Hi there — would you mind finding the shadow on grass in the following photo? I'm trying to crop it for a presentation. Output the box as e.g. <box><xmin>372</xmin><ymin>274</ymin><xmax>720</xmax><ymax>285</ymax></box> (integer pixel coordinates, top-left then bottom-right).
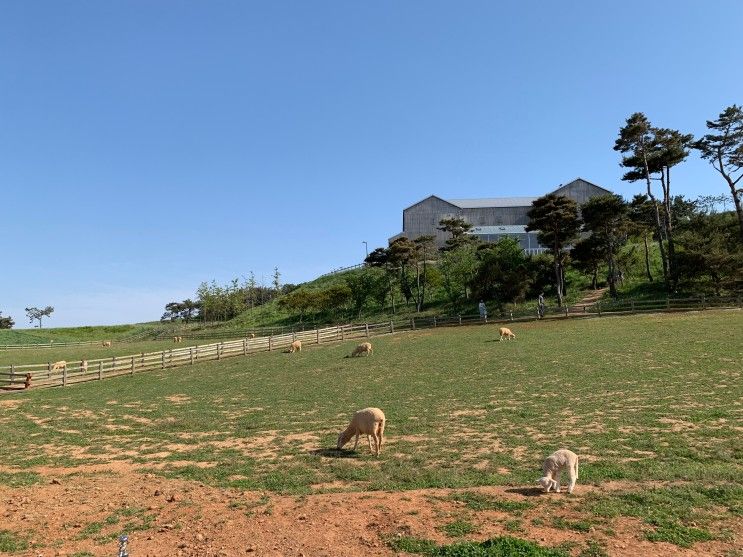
<box><xmin>504</xmin><ymin>487</ymin><xmax>545</xmax><ymax>497</ymax></box>
<box><xmin>309</xmin><ymin>447</ymin><xmax>361</xmax><ymax>459</ymax></box>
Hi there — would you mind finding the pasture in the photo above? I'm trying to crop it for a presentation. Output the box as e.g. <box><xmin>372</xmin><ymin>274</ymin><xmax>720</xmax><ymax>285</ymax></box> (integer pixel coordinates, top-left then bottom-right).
<box><xmin>0</xmin><ymin>311</ymin><xmax>741</xmax><ymax>556</ymax></box>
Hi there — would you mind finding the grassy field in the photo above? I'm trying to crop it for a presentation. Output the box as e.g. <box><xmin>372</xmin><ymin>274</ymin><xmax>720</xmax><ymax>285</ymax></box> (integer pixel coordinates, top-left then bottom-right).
<box><xmin>0</xmin><ymin>310</ymin><xmax>741</xmax><ymax>554</ymax></box>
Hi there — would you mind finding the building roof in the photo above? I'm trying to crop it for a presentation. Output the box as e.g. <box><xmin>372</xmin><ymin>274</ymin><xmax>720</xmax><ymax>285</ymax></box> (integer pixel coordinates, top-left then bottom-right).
<box><xmin>468</xmin><ymin>225</ymin><xmax>529</xmax><ymax>234</ymax></box>
<box><xmin>446</xmin><ymin>197</ymin><xmax>539</xmax><ymax>209</ymax></box>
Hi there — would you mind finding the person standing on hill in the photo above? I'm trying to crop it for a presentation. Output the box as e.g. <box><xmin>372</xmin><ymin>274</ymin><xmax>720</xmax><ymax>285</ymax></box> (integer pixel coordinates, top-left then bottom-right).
<box><xmin>478</xmin><ymin>300</ymin><xmax>488</xmax><ymax>321</ymax></box>
<box><xmin>538</xmin><ymin>293</ymin><xmax>546</xmax><ymax>319</ymax></box>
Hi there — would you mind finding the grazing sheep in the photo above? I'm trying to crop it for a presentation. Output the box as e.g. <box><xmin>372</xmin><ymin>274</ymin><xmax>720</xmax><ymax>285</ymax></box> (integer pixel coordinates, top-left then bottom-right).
<box><xmin>50</xmin><ymin>360</ymin><xmax>66</xmax><ymax>372</ymax></box>
<box><xmin>337</xmin><ymin>407</ymin><xmax>386</xmax><ymax>457</ymax></box>
<box><xmin>350</xmin><ymin>342</ymin><xmax>373</xmax><ymax>357</ymax></box>
<box><xmin>498</xmin><ymin>327</ymin><xmax>516</xmax><ymax>341</ymax></box>
<box><xmin>24</xmin><ymin>374</ymin><xmax>32</xmax><ymax>389</ymax></box>
<box><xmin>289</xmin><ymin>340</ymin><xmax>302</xmax><ymax>353</ymax></box>
<box><xmin>538</xmin><ymin>449</ymin><xmax>579</xmax><ymax>494</ymax></box>
<box><xmin>102</xmin><ymin>340</ymin><xmax>112</xmax><ymax>347</ymax></box>
<box><xmin>80</xmin><ymin>360</ymin><xmax>88</xmax><ymax>373</ymax></box>
<box><xmin>173</xmin><ymin>336</ymin><xmax>183</xmax><ymax>343</ymax></box>
<box><xmin>249</xmin><ymin>333</ymin><xmax>256</xmax><ymax>339</ymax></box>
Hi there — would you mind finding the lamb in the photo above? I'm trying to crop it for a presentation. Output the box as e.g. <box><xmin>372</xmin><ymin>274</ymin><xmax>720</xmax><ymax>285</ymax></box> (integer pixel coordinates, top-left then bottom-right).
<box><xmin>80</xmin><ymin>360</ymin><xmax>88</xmax><ymax>373</ymax></box>
<box><xmin>350</xmin><ymin>342</ymin><xmax>373</xmax><ymax>357</ymax></box>
<box><xmin>102</xmin><ymin>340</ymin><xmax>112</xmax><ymax>347</ymax></box>
<box><xmin>289</xmin><ymin>340</ymin><xmax>302</xmax><ymax>353</ymax></box>
<box><xmin>337</xmin><ymin>407</ymin><xmax>386</xmax><ymax>457</ymax></box>
<box><xmin>24</xmin><ymin>373</ymin><xmax>32</xmax><ymax>389</ymax></box>
<box><xmin>499</xmin><ymin>327</ymin><xmax>516</xmax><ymax>341</ymax></box>
<box><xmin>538</xmin><ymin>449</ymin><xmax>579</xmax><ymax>494</ymax></box>
<box><xmin>50</xmin><ymin>360</ymin><xmax>66</xmax><ymax>372</ymax></box>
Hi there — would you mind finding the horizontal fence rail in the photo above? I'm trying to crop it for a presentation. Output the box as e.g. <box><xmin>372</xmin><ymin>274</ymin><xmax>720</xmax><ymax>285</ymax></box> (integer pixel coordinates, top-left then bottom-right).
<box><xmin>1</xmin><ymin>295</ymin><xmax>740</xmax><ymax>391</ymax></box>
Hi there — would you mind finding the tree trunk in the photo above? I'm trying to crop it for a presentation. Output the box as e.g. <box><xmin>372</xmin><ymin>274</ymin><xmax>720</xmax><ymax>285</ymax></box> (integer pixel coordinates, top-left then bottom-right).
<box><xmin>643</xmin><ymin>233</ymin><xmax>653</xmax><ymax>282</ymax></box>
<box><xmin>726</xmin><ymin>175</ymin><xmax>743</xmax><ymax>242</ymax></box>
<box><xmin>640</xmin><ymin>144</ymin><xmax>669</xmax><ymax>284</ymax></box>
<box><xmin>661</xmin><ymin>167</ymin><xmax>677</xmax><ymax>289</ymax></box>
<box><xmin>554</xmin><ymin>254</ymin><xmax>563</xmax><ymax>307</ymax></box>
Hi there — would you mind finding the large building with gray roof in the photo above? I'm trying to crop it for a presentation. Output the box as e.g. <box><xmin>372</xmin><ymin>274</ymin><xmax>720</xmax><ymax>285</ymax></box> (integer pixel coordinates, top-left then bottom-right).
<box><xmin>389</xmin><ymin>178</ymin><xmax>613</xmax><ymax>252</ymax></box>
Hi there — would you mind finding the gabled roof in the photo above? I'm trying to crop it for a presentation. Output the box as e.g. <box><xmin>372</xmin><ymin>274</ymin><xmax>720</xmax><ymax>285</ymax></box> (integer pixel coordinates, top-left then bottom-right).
<box><xmin>447</xmin><ymin>197</ymin><xmax>539</xmax><ymax>208</ymax></box>
<box><xmin>550</xmin><ymin>177</ymin><xmax>613</xmax><ymax>196</ymax></box>
<box><xmin>402</xmin><ymin>195</ymin><xmax>459</xmax><ymax>212</ymax></box>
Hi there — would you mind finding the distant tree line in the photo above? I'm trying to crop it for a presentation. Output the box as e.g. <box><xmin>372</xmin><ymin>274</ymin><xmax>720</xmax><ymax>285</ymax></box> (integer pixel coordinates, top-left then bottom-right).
<box><xmin>161</xmin><ymin>269</ymin><xmax>298</xmax><ymax>323</ymax></box>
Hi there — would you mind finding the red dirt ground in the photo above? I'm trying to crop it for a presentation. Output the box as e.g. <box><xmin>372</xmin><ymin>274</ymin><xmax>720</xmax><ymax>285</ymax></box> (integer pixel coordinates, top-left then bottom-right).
<box><xmin>1</xmin><ymin>467</ymin><xmax>739</xmax><ymax>557</ymax></box>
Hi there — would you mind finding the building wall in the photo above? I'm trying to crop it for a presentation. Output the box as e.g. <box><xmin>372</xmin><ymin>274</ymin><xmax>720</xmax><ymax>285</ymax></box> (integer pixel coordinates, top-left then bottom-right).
<box><xmin>393</xmin><ymin>179</ymin><xmax>613</xmax><ymax>249</ymax></box>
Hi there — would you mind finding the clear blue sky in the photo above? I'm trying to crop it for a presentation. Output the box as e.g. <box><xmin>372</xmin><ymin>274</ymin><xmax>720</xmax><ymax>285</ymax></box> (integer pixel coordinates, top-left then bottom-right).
<box><xmin>2</xmin><ymin>1</ymin><xmax>741</xmax><ymax>327</ymax></box>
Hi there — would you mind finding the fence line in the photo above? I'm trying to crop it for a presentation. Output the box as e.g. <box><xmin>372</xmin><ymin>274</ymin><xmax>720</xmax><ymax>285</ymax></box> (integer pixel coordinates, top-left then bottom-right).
<box><xmin>1</xmin><ymin>295</ymin><xmax>740</xmax><ymax>391</ymax></box>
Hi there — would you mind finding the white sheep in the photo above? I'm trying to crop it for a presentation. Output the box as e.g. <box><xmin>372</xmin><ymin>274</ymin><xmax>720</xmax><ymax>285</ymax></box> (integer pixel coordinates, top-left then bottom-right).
<box><xmin>499</xmin><ymin>327</ymin><xmax>516</xmax><ymax>341</ymax></box>
<box><xmin>173</xmin><ymin>336</ymin><xmax>183</xmax><ymax>343</ymax></box>
<box><xmin>80</xmin><ymin>360</ymin><xmax>88</xmax><ymax>373</ymax></box>
<box><xmin>337</xmin><ymin>407</ymin><xmax>386</xmax><ymax>456</ymax></box>
<box><xmin>50</xmin><ymin>360</ymin><xmax>66</xmax><ymax>372</ymax></box>
<box><xmin>249</xmin><ymin>333</ymin><xmax>256</xmax><ymax>339</ymax></box>
<box><xmin>102</xmin><ymin>340</ymin><xmax>112</xmax><ymax>347</ymax></box>
<box><xmin>289</xmin><ymin>340</ymin><xmax>302</xmax><ymax>353</ymax></box>
<box><xmin>538</xmin><ymin>449</ymin><xmax>579</xmax><ymax>494</ymax></box>
<box><xmin>350</xmin><ymin>342</ymin><xmax>373</xmax><ymax>357</ymax></box>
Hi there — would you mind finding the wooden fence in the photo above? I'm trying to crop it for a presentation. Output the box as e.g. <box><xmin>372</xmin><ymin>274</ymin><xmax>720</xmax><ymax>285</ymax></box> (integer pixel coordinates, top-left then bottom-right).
<box><xmin>1</xmin><ymin>295</ymin><xmax>740</xmax><ymax>391</ymax></box>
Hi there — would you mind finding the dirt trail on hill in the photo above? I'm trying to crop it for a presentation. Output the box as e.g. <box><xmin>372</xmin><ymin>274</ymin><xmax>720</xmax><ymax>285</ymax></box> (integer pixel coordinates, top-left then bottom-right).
<box><xmin>1</xmin><ymin>469</ymin><xmax>737</xmax><ymax>557</ymax></box>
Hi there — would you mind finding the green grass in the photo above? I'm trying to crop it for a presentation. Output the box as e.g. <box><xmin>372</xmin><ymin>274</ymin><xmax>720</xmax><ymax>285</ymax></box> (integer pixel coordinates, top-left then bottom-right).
<box><xmin>389</xmin><ymin>535</ymin><xmax>569</xmax><ymax>556</ymax></box>
<box><xmin>439</xmin><ymin>519</ymin><xmax>478</xmax><ymax>537</ymax></box>
<box><xmin>0</xmin><ymin>530</ymin><xmax>29</xmax><ymax>552</ymax></box>
<box><xmin>1</xmin><ymin>310</ymin><xmax>741</xmax><ymax>548</ymax></box>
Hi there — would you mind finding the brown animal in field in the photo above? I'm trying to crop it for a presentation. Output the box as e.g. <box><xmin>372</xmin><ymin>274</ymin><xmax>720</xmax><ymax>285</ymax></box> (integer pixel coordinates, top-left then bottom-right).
<box><xmin>337</xmin><ymin>407</ymin><xmax>386</xmax><ymax>457</ymax></box>
<box><xmin>498</xmin><ymin>327</ymin><xmax>516</xmax><ymax>341</ymax></box>
<box><xmin>350</xmin><ymin>342</ymin><xmax>373</xmax><ymax>357</ymax></box>
<box><xmin>24</xmin><ymin>374</ymin><xmax>32</xmax><ymax>389</ymax></box>
<box><xmin>249</xmin><ymin>333</ymin><xmax>256</xmax><ymax>339</ymax></box>
<box><xmin>50</xmin><ymin>360</ymin><xmax>66</xmax><ymax>372</ymax></box>
<box><xmin>102</xmin><ymin>340</ymin><xmax>112</xmax><ymax>347</ymax></box>
<box><xmin>289</xmin><ymin>340</ymin><xmax>302</xmax><ymax>353</ymax></box>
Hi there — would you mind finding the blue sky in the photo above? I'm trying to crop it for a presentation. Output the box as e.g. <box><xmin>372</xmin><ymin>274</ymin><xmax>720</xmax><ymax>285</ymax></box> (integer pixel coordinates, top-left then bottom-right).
<box><xmin>2</xmin><ymin>1</ymin><xmax>741</xmax><ymax>327</ymax></box>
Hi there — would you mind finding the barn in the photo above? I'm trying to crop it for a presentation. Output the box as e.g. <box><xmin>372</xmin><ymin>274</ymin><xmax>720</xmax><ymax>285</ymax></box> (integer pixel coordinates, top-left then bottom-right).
<box><xmin>388</xmin><ymin>178</ymin><xmax>614</xmax><ymax>252</ymax></box>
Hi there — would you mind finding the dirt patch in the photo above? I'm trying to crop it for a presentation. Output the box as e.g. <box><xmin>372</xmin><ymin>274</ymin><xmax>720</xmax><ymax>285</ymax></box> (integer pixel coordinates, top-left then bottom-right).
<box><xmin>164</xmin><ymin>394</ymin><xmax>192</xmax><ymax>404</ymax></box>
<box><xmin>0</xmin><ymin>472</ymin><xmax>736</xmax><ymax>557</ymax></box>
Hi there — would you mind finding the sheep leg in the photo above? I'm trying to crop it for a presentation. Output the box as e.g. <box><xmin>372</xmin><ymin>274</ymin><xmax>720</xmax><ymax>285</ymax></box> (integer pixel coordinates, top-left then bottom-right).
<box><xmin>554</xmin><ymin>470</ymin><xmax>562</xmax><ymax>493</ymax></box>
<box><xmin>367</xmin><ymin>434</ymin><xmax>374</xmax><ymax>453</ymax></box>
<box><xmin>568</xmin><ymin>463</ymin><xmax>577</xmax><ymax>493</ymax></box>
<box><xmin>352</xmin><ymin>433</ymin><xmax>360</xmax><ymax>451</ymax></box>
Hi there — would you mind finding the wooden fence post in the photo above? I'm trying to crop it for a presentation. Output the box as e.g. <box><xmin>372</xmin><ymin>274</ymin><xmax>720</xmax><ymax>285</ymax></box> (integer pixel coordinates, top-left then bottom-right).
<box><xmin>410</xmin><ymin>318</ymin><xmax>415</xmax><ymax>330</ymax></box>
<box><xmin>597</xmin><ymin>302</ymin><xmax>601</xmax><ymax>317</ymax></box>
<box><xmin>631</xmin><ymin>300</ymin><xmax>635</xmax><ymax>312</ymax></box>
<box><xmin>268</xmin><ymin>336</ymin><xmax>273</xmax><ymax>351</ymax></box>
<box><xmin>47</xmin><ymin>362</ymin><xmax>51</xmax><ymax>379</ymax></box>
<box><xmin>161</xmin><ymin>352</ymin><xmax>165</xmax><ymax>369</ymax></box>
<box><xmin>98</xmin><ymin>361</ymin><xmax>103</xmax><ymax>380</ymax></box>
<box><xmin>112</xmin><ymin>356</ymin><xmax>117</xmax><ymax>374</ymax></box>
<box><xmin>390</xmin><ymin>321</ymin><xmax>394</xmax><ymax>334</ymax></box>
<box><xmin>131</xmin><ymin>356</ymin><xmax>135</xmax><ymax>375</ymax></box>
<box><xmin>365</xmin><ymin>323</ymin><xmax>370</xmax><ymax>337</ymax></box>
<box><xmin>62</xmin><ymin>364</ymin><xmax>67</xmax><ymax>387</ymax></box>
<box><xmin>458</xmin><ymin>315</ymin><xmax>462</xmax><ymax>326</ymax></box>
<box><xmin>701</xmin><ymin>294</ymin><xmax>706</xmax><ymax>309</ymax></box>
<box><xmin>509</xmin><ymin>311</ymin><xmax>513</xmax><ymax>321</ymax></box>
<box><xmin>666</xmin><ymin>298</ymin><xmax>670</xmax><ymax>309</ymax></box>
<box><xmin>433</xmin><ymin>316</ymin><xmax>437</xmax><ymax>327</ymax></box>
<box><xmin>243</xmin><ymin>339</ymin><xmax>247</xmax><ymax>356</ymax></box>
<box><xmin>9</xmin><ymin>364</ymin><xmax>14</xmax><ymax>386</ymax></box>
<box><xmin>190</xmin><ymin>347</ymin><xmax>194</xmax><ymax>364</ymax></box>
<box><xmin>317</xmin><ymin>329</ymin><xmax>320</xmax><ymax>344</ymax></box>
<box><xmin>341</xmin><ymin>326</ymin><xmax>345</xmax><ymax>340</ymax></box>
